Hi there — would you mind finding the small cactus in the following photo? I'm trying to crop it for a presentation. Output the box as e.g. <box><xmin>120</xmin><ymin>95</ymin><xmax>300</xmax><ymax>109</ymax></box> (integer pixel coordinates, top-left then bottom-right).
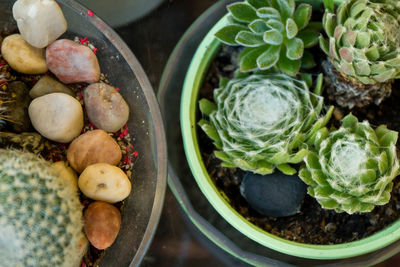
<box><xmin>0</xmin><ymin>149</ymin><xmax>86</xmax><ymax>267</ymax></box>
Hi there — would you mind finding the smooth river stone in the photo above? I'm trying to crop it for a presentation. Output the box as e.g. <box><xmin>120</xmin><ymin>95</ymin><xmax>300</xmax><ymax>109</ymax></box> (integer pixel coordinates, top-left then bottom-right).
<box><xmin>13</xmin><ymin>0</ymin><xmax>67</xmax><ymax>48</ymax></box>
<box><xmin>67</xmin><ymin>129</ymin><xmax>122</xmax><ymax>173</ymax></box>
<box><xmin>240</xmin><ymin>171</ymin><xmax>307</xmax><ymax>217</ymax></box>
<box><xmin>30</xmin><ymin>75</ymin><xmax>74</xmax><ymax>98</ymax></box>
<box><xmin>28</xmin><ymin>93</ymin><xmax>84</xmax><ymax>143</ymax></box>
<box><xmin>84</xmin><ymin>201</ymin><xmax>121</xmax><ymax>250</ymax></box>
<box><xmin>1</xmin><ymin>34</ymin><xmax>47</xmax><ymax>74</ymax></box>
<box><xmin>46</xmin><ymin>39</ymin><xmax>100</xmax><ymax>84</ymax></box>
<box><xmin>84</xmin><ymin>83</ymin><xmax>129</xmax><ymax>132</ymax></box>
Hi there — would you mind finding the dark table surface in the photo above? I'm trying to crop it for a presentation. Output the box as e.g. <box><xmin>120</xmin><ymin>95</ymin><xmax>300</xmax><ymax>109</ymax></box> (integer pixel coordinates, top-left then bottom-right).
<box><xmin>116</xmin><ymin>1</ymin><xmax>244</xmax><ymax>266</ymax></box>
<box><xmin>114</xmin><ymin>1</ymin><xmax>400</xmax><ymax>266</ymax></box>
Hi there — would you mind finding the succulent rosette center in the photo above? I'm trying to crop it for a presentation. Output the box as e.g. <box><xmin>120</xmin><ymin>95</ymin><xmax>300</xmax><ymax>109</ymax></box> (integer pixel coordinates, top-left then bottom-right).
<box><xmin>199</xmin><ymin>73</ymin><xmax>333</xmax><ymax>175</ymax></box>
<box><xmin>300</xmin><ymin>114</ymin><xmax>400</xmax><ymax>214</ymax></box>
<box><xmin>230</xmin><ymin>81</ymin><xmax>298</xmax><ymax>132</ymax></box>
<box><xmin>328</xmin><ymin>140</ymin><xmax>368</xmax><ymax>181</ymax></box>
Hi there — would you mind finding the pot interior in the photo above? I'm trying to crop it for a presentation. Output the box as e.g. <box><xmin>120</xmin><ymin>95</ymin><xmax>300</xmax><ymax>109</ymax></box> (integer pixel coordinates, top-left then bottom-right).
<box><xmin>0</xmin><ymin>0</ymin><xmax>167</xmax><ymax>265</ymax></box>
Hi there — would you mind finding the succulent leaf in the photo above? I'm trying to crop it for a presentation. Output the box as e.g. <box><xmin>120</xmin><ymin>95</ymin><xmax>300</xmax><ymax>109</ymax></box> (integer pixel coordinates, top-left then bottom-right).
<box><xmin>286</xmin><ymin>18</ymin><xmax>298</xmax><ymax>39</ymax></box>
<box><xmin>278</xmin><ymin>47</ymin><xmax>301</xmax><ymax>76</ymax></box>
<box><xmin>297</xmin><ymin>29</ymin><xmax>319</xmax><ymax>48</ymax></box>
<box><xmin>299</xmin><ymin>114</ymin><xmax>400</xmax><ymax>214</ymax></box>
<box><xmin>256</xmin><ymin>45</ymin><xmax>280</xmax><ymax>69</ymax></box>
<box><xmin>321</xmin><ymin>0</ymin><xmax>400</xmax><ymax>84</ymax></box>
<box><xmin>263</xmin><ymin>29</ymin><xmax>284</xmax><ymax>45</ymax></box>
<box><xmin>199</xmin><ymin>98</ymin><xmax>217</xmax><ymax>116</ymax></box>
<box><xmin>275</xmin><ymin>0</ymin><xmax>295</xmax><ymax>20</ymax></box>
<box><xmin>215</xmin><ymin>24</ymin><xmax>248</xmax><ymax>45</ymax></box>
<box><xmin>286</xmin><ymin>37</ymin><xmax>304</xmax><ymax>60</ymax></box>
<box><xmin>236</xmin><ymin>30</ymin><xmax>265</xmax><ymax>46</ymax></box>
<box><xmin>198</xmin><ymin>74</ymin><xmax>332</xmax><ymax>175</ymax></box>
<box><xmin>323</xmin><ymin>0</ymin><xmax>335</xmax><ymax>12</ymax></box>
<box><xmin>256</xmin><ymin>7</ymin><xmax>281</xmax><ymax>19</ymax></box>
<box><xmin>247</xmin><ymin>0</ymin><xmax>268</xmax><ymax>9</ymax></box>
<box><xmin>319</xmin><ymin>35</ymin><xmax>330</xmax><ymax>54</ymax></box>
<box><xmin>266</xmin><ymin>19</ymin><xmax>285</xmax><ymax>32</ymax></box>
<box><xmin>227</xmin><ymin>2</ymin><xmax>258</xmax><ymax>22</ymax></box>
<box><xmin>239</xmin><ymin>45</ymin><xmax>269</xmax><ymax>71</ymax></box>
<box><xmin>293</xmin><ymin>3</ymin><xmax>312</xmax><ymax>30</ymax></box>
<box><xmin>249</xmin><ymin>19</ymin><xmax>269</xmax><ymax>33</ymax></box>
<box><xmin>216</xmin><ymin>0</ymin><xmax>321</xmax><ymax>75</ymax></box>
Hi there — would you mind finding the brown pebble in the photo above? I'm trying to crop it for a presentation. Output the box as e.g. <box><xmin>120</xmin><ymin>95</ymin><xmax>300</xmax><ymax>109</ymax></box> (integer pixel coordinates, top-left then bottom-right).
<box><xmin>84</xmin><ymin>201</ymin><xmax>121</xmax><ymax>250</ymax></box>
<box><xmin>67</xmin><ymin>129</ymin><xmax>122</xmax><ymax>173</ymax></box>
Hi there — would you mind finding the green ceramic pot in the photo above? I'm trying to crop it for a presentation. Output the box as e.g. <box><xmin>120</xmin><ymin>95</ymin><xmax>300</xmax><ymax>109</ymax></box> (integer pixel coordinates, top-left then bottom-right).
<box><xmin>180</xmin><ymin>2</ymin><xmax>400</xmax><ymax>260</ymax></box>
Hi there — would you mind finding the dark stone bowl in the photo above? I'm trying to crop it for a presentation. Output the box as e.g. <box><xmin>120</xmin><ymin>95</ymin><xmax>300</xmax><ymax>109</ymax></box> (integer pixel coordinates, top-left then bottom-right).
<box><xmin>0</xmin><ymin>0</ymin><xmax>167</xmax><ymax>266</ymax></box>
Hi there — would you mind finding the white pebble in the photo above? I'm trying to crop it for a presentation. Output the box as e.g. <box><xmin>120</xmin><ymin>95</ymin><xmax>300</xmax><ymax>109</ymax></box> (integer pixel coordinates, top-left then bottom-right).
<box><xmin>28</xmin><ymin>93</ymin><xmax>84</xmax><ymax>143</ymax></box>
<box><xmin>78</xmin><ymin>163</ymin><xmax>131</xmax><ymax>203</ymax></box>
<box><xmin>13</xmin><ymin>0</ymin><xmax>67</xmax><ymax>48</ymax></box>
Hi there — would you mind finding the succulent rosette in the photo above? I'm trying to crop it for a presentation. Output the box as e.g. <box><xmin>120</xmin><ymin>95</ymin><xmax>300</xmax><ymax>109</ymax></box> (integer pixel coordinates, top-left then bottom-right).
<box><xmin>199</xmin><ymin>73</ymin><xmax>333</xmax><ymax>175</ymax></box>
<box><xmin>320</xmin><ymin>0</ymin><xmax>400</xmax><ymax>108</ymax></box>
<box><xmin>299</xmin><ymin>114</ymin><xmax>400</xmax><ymax>214</ymax></box>
<box><xmin>215</xmin><ymin>0</ymin><xmax>320</xmax><ymax>76</ymax></box>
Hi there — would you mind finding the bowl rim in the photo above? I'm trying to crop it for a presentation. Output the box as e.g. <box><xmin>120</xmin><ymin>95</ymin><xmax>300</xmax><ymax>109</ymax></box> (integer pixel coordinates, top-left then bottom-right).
<box><xmin>61</xmin><ymin>0</ymin><xmax>168</xmax><ymax>265</ymax></box>
<box><xmin>180</xmin><ymin>14</ymin><xmax>400</xmax><ymax>260</ymax></box>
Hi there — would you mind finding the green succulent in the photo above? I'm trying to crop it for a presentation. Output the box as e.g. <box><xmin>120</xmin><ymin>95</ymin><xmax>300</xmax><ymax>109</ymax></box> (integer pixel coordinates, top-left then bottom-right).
<box><xmin>199</xmin><ymin>73</ymin><xmax>333</xmax><ymax>175</ymax></box>
<box><xmin>215</xmin><ymin>0</ymin><xmax>321</xmax><ymax>76</ymax></box>
<box><xmin>320</xmin><ymin>0</ymin><xmax>400</xmax><ymax>84</ymax></box>
<box><xmin>299</xmin><ymin>114</ymin><xmax>400</xmax><ymax>214</ymax></box>
<box><xmin>0</xmin><ymin>149</ymin><xmax>86</xmax><ymax>267</ymax></box>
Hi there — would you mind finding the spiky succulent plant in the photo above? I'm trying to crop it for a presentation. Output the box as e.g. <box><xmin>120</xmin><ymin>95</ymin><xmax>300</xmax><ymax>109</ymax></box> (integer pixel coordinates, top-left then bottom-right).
<box><xmin>215</xmin><ymin>0</ymin><xmax>320</xmax><ymax>76</ymax></box>
<box><xmin>199</xmin><ymin>73</ymin><xmax>333</xmax><ymax>175</ymax></box>
<box><xmin>320</xmin><ymin>0</ymin><xmax>400</xmax><ymax>108</ymax></box>
<box><xmin>299</xmin><ymin>114</ymin><xmax>400</xmax><ymax>214</ymax></box>
<box><xmin>0</xmin><ymin>149</ymin><xmax>87</xmax><ymax>267</ymax></box>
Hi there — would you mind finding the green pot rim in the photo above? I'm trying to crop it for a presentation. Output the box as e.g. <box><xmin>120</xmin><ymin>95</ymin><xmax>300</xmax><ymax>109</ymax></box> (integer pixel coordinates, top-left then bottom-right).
<box><xmin>180</xmin><ymin>13</ymin><xmax>400</xmax><ymax>261</ymax></box>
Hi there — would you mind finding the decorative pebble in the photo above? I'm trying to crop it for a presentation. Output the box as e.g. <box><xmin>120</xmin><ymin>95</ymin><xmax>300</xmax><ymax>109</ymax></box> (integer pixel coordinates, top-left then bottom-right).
<box><xmin>46</xmin><ymin>39</ymin><xmax>100</xmax><ymax>84</ymax></box>
<box><xmin>6</xmin><ymin>81</ymin><xmax>31</xmax><ymax>132</ymax></box>
<box><xmin>78</xmin><ymin>163</ymin><xmax>131</xmax><ymax>203</ymax></box>
<box><xmin>13</xmin><ymin>0</ymin><xmax>67</xmax><ymax>48</ymax></box>
<box><xmin>30</xmin><ymin>75</ymin><xmax>74</xmax><ymax>98</ymax></box>
<box><xmin>67</xmin><ymin>129</ymin><xmax>122</xmax><ymax>173</ymax></box>
<box><xmin>84</xmin><ymin>201</ymin><xmax>121</xmax><ymax>250</ymax></box>
<box><xmin>325</xmin><ymin>222</ymin><xmax>337</xmax><ymax>233</ymax></box>
<box><xmin>28</xmin><ymin>93</ymin><xmax>84</xmax><ymax>143</ymax></box>
<box><xmin>1</xmin><ymin>34</ymin><xmax>47</xmax><ymax>74</ymax></box>
<box><xmin>84</xmin><ymin>83</ymin><xmax>129</xmax><ymax>132</ymax></box>
<box><xmin>240</xmin><ymin>171</ymin><xmax>307</xmax><ymax>217</ymax></box>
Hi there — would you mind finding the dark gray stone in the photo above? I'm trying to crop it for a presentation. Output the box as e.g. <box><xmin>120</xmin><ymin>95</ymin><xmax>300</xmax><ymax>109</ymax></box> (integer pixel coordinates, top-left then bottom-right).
<box><xmin>240</xmin><ymin>171</ymin><xmax>307</xmax><ymax>217</ymax></box>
